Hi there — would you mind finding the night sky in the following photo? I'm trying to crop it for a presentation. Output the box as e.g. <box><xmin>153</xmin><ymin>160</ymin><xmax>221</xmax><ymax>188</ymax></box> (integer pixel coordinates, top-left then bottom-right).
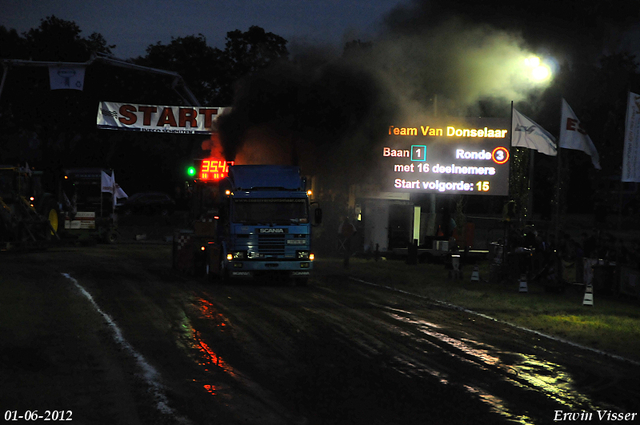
<box><xmin>1</xmin><ymin>0</ymin><xmax>398</xmax><ymax>59</ymax></box>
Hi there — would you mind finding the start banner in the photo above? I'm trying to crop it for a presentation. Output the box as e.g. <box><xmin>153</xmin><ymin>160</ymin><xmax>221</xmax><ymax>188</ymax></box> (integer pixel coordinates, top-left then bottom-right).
<box><xmin>96</xmin><ymin>101</ymin><xmax>230</xmax><ymax>134</ymax></box>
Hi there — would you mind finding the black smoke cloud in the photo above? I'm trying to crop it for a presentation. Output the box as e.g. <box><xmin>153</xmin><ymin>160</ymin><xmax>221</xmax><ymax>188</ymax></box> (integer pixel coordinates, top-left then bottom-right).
<box><xmin>217</xmin><ymin>58</ymin><xmax>394</xmax><ymax>181</ymax></box>
<box><xmin>216</xmin><ymin>0</ymin><xmax>639</xmax><ymax>184</ymax></box>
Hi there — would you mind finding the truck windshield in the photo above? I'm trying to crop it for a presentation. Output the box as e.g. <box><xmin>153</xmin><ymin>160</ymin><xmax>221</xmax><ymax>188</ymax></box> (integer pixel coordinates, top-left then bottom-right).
<box><xmin>62</xmin><ymin>181</ymin><xmax>113</xmax><ymax>215</ymax></box>
<box><xmin>232</xmin><ymin>198</ymin><xmax>308</xmax><ymax>224</ymax></box>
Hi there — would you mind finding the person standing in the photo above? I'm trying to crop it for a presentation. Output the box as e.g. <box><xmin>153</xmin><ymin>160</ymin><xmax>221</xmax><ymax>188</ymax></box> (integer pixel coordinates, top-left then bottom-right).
<box><xmin>338</xmin><ymin>216</ymin><xmax>357</xmax><ymax>268</ymax></box>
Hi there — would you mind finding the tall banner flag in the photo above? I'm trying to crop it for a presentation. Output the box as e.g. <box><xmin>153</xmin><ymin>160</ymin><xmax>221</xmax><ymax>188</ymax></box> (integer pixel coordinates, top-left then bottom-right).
<box><xmin>48</xmin><ymin>65</ymin><xmax>85</xmax><ymax>90</ymax></box>
<box><xmin>101</xmin><ymin>171</ymin><xmax>128</xmax><ymax>207</ymax></box>
<box><xmin>111</xmin><ymin>171</ymin><xmax>128</xmax><ymax>207</ymax></box>
<box><xmin>97</xmin><ymin>101</ymin><xmax>230</xmax><ymax>134</ymax></box>
<box><xmin>512</xmin><ymin>108</ymin><xmax>557</xmax><ymax>156</ymax></box>
<box><xmin>559</xmin><ymin>98</ymin><xmax>601</xmax><ymax>169</ymax></box>
<box><xmin>622</xmin><ymin>92</ymin><xmax>640</xmax><ymax>182</ymax></box>
<box><xmin>101</xmin><ymin>171</ymin><xmax>114</xmax><ymax>194</ymax></box>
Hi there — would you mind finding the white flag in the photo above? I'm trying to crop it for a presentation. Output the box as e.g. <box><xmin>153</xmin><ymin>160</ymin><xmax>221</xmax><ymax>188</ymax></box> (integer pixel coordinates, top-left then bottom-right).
<box><xmin>511</xmin><ymin>108</ymin><xmax>557</xmax><ymax>156</ymax></box>
<box><xmin>101</xmin><ymin>171</ymin><xmax>128</xmax><ymax>207</ymax></box>
<box><xmin>101</xmin><ymin>171</ymin><xmax>114</xmax><ymax>193</ymax></box>
<box><xmin>622</xmin><ymin>92</ymin><xmax>640</xmax><ymax>182</ymax></box>
<box><xmin>48</xmin><ymin>65</ymin><xmax>85</xmax><ymax>90</ymax></box>
<box><xmin>112</xmin><ymin>171</ymin><xmax>128</xmax><ymax>206</ymax></box>
<box><xmin>559</xmin><ymin>99</ymin><xmax>601</xmax><ymax>169</ymax></box>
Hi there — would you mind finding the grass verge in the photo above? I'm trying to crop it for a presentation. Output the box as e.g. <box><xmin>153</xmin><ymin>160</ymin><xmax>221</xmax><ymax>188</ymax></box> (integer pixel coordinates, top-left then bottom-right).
<box><xmin>315</xmin><ymin>257</ymin><xmax>640</xmax><ymax>363</ymax></box>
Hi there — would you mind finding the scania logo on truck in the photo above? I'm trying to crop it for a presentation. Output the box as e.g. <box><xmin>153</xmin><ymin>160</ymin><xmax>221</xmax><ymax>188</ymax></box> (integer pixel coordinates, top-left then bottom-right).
<box><xmin>259</xmin><ymin>228</ymin><xmax>287</xmax><ymax>234</ymax></box>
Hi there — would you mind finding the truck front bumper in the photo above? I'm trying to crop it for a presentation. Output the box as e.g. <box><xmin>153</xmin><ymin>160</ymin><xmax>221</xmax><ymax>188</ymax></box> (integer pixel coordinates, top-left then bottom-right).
<box><xmin>228</xmin><ymin>260</ymin><xmax>312</xmax><ymax>278</ymax></box>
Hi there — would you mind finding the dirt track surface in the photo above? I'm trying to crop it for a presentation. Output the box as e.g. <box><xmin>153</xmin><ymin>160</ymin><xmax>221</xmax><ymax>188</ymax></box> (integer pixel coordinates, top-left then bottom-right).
<box><xmin>1</xmin><ymin>244</ymin><xmax>639</xmax><ymax>425</ymax></box>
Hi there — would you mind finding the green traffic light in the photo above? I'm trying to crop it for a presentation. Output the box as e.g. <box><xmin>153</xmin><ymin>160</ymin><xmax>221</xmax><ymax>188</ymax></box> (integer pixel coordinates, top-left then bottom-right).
<box><xmin>187</xmin><ymin>166</ymin><xmax>196</xmax><ymax>177</ymax></box>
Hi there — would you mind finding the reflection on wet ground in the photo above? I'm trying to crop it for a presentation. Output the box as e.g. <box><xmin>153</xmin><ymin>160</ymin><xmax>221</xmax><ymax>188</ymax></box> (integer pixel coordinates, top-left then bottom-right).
<box><xmin>386</xmin><ymin>310</ymin><xmax>600</xmax><ymax>423</ymax></box>
<box><xmin>175</xmin><ymin>296</ymin><xmax>236</xmax><ymax>398</ymax></box>
<box><xmin>175</xmin><ymin>294</ymin><xmax>303</xmax><ymax>424</ymax></box>
<box><xmin>195</xmin><ymin>297</ymin><xmax>228</xmax><ymax>324</ymax></box>
<box><xmin>162</xmin><ymin>283</ymin><xmax>632</xmax><ymax>424</ymax></box>
<box><xmin>192</xmin><ymin>328</ymin><xmax>232</xmax><ymax>373</ymax></box>
<box><xmin>512</xmin><ymin>354</ymin><xmax>594</xmax><ymax>409</ymax></box>
<box><xmin>463</xmin><ymin>385</ymin><xmax>533</xmax><ymax>425</ymax></box>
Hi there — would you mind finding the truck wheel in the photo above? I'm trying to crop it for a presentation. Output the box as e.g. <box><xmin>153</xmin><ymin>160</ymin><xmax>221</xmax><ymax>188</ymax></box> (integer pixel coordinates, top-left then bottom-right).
<box><xmin>47</xmin><ymin>208</ymin><xmax>59</xmax><ymax>235</ymax></box>
<box><xmin>104</xmin><ymin>229</ymin><xmax>118</xmax><ymax>244</ymax></box>
<box><xmin>219</xmin><ymin>261</ymin><xmax>227</xmax><ymax>282</ymax></box>
<box><xmin>40</xmin><ymin>198</ymin><xmax>59</xmax><ymax>237</ymax></box>
<box><xmin>219</xmin><ymin>261</ymin><xmax>231</xmax><ymax>284</ymax></box>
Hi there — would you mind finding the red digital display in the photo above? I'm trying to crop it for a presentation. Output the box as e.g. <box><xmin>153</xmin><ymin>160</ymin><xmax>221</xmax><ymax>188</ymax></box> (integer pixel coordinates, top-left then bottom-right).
<box><xmin>199</xmin><ymin>159</ymin><xmax>234</xmax><ymax>180</ymax></box>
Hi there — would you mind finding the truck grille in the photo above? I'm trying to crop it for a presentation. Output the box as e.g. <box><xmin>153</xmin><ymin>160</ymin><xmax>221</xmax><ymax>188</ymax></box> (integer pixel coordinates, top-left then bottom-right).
<box><xmin>258</xmin><ymin>234</ymin><xmax>285</xmax><ymax>255</ymax></box>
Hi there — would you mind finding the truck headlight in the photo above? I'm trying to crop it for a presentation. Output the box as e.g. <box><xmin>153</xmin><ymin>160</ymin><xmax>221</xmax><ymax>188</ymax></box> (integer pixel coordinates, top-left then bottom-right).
<box><xmin>228</xmin><ymin>251</ymin><xmax>246</xmax><ymax>260</ymax></box>
<box><xmin>232</xmin><ymin>251</ymin><xmax>246</xmax><ymax>260</ymax></box>
<box><xmin>296</xmin><ymin>251</ymin><xmax>310</xmax><ymax>260</ymax></box>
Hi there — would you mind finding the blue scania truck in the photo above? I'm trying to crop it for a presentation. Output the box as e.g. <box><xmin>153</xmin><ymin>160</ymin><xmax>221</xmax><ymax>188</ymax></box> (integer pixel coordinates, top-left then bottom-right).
<box><xmin>175</xmin><ymin>163</ymin><xmax>321</xmax><ymax>285</ymax></box>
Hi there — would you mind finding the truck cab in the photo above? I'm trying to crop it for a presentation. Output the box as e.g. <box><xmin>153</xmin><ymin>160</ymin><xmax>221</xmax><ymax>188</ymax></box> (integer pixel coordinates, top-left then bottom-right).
<box><xmin>217</xmin><ymin>165</ymin><xmax>319</xmax><ymax>285</ymax></box>
<box><xmin>174</xmin><ymin>163</ymin><xmax>321</xmax><ymax>285</ymax></box>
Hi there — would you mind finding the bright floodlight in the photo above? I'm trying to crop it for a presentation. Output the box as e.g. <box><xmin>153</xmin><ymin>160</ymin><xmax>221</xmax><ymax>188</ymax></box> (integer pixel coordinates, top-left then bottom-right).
<box><xmin>531</xmin><ymin>65</ymin><xmax>551</xmax><ymax>82</ymax></box>
<box><xmin>524</xmin><ymin>56</ymin><xmax>540</xmax><ymax>67</ymax></box>
<box><xmin>525</xmin><ymin>56</ymin><xmax>552</xmax><ymax>83</ymax></box>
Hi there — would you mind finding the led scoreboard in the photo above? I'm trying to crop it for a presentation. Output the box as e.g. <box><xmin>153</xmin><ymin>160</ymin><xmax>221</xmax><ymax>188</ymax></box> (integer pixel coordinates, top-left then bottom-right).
<box><xmin>382</xmin><ymin>117</ymin><xmax>511</xmax><ymax>196</ymax></box>
<box><xmin>197</xmin><ymin>159</ymin><xmax>234</xmax><ymax>180</ymax></box>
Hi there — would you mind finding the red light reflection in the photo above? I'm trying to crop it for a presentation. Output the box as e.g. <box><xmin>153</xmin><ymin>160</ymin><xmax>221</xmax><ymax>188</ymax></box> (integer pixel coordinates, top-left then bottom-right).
<box><xmin>193</xmin><ymin>329</ymin><xmax>231</xmax><ymax>371</ymax></box>
<box><xmin>203</xmin><ymin>384</ymin><xmax>216</xmax><ymax>395</ymax></box>
<box><xmin>197</xmin><ymin>298</ymin><xmax>227</xmax><ymax>327</ymax></box>
<box><xmin>188</xmin><ymin>298</ymin><xmax>235</xmax><ymax>397</ymax></box>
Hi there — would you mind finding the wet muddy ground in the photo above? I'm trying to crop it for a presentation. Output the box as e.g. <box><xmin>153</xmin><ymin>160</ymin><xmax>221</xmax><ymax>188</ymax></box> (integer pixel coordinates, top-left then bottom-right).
<box><xmin>1</xmin><ymin>244</ymin><xmax>639</xmax><ymax>424</ymax></box>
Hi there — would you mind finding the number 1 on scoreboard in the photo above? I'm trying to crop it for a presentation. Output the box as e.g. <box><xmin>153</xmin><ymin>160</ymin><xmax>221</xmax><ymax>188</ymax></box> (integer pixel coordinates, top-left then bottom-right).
<box><xmin>411</xmin><ymin>145</ymin><xmax>427</xmax><ymax>162</ymax></box>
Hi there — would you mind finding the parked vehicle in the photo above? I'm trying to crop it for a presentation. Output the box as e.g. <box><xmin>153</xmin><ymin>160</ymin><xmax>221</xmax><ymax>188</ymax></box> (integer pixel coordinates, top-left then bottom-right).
<box><xmin>117</xmin><ymin>192</ymin><xmax>175</xmax><ymax>216</ymax></box>
<box><xmin>0</xmin><ymin>164</ymin><xmax>58</xmax><ymax>250</ymax></box>
<box><xmin>59</xmin><ymin>168</ymin><xmax>123</xmax><ymax>244</ymax></box>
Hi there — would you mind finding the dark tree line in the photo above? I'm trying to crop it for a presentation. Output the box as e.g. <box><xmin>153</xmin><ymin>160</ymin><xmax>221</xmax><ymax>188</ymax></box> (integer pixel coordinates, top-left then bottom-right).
<box><xmin>133</xmin><ymin>26</ymin><xmax>288</xmax><ymax>106</ymax></box>
<box><xmin>0</xmin><ymin>16</ymin><xmax>289</xmax><ymax>194</ymax></box>
<box><xmin>0</xmin><ymin>16</ymin><xmax>115</xmax><ymax>62</ymax></box>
